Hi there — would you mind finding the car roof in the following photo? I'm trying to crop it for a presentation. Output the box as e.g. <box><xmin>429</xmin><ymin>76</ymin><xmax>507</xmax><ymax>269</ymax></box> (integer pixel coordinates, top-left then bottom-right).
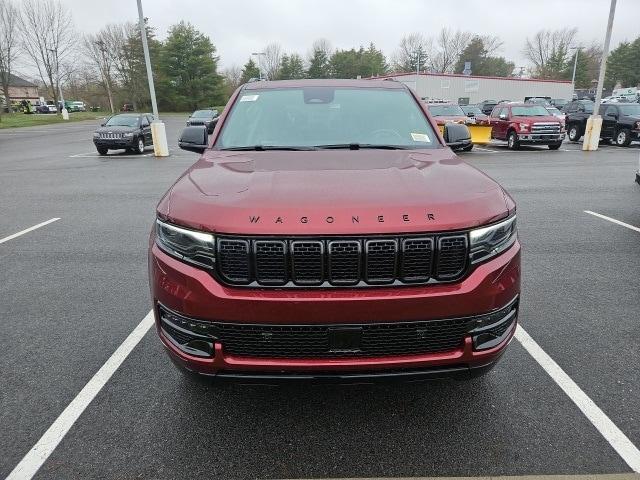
<box><xmin>242</xmin><ymin>78</ymin><xmax>407</xmax><ymax>90</ymax></box>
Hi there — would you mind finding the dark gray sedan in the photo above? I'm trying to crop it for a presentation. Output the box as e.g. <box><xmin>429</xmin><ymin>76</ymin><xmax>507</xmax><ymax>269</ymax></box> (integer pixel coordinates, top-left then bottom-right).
<box><xmin>186</xmin><ymin>109</ymin><xmax>219</xmax><ymax>134</ymax></box>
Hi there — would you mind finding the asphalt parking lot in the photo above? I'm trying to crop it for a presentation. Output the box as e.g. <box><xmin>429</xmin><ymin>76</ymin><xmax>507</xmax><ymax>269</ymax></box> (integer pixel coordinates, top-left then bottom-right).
<box><xmin>1</xmin><ymin>116</ymin><xmax>639</xmax><ymax>479</ymax></box>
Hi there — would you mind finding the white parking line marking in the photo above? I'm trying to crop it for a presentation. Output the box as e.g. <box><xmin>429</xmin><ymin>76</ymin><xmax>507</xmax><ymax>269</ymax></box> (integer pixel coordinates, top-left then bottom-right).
<box><xmin>515</xmin><ymin>325</ymin><xmax>640</xmax><ymax>472</ymax></box>
<box><xmin>5</xmin><ymin>310</ymin><xmax>155</xmax><ymax>480</ymax></box>
<box><xmin>584</xmin><ymin>211</ymin><xmax>640</xmax><ymax>234</ymax></box>
<box><xmin>0</xmin><ymin>218</ymin><xmax>60</xmax><ymax>245</ymax></box>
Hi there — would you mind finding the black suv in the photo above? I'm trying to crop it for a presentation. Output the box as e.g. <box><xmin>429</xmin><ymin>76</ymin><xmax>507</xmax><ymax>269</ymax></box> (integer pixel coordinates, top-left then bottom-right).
<box><xmin>566</xmin><ymin>101</ymin><xmax>640</xmax><ymax>147</ymax></box>
<box><xmin>93</xmin><ymin>113</ymin><xmax>154</xmax><ymax>155</ymax></box>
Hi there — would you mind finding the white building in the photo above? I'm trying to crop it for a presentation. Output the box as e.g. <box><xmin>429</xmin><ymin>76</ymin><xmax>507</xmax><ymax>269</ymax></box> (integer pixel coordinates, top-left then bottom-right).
<box><xmin>372</xmin><ymin>72</ymin><xmax>573</xmax><ymax>104</ymax></box>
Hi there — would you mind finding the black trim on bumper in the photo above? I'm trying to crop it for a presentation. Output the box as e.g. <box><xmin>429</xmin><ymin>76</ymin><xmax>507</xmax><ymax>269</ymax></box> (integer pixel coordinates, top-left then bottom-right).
<box><xmin>170</xmin><ymin>349</ymin><xmax>508</xmax><ymax>385</ymax></box>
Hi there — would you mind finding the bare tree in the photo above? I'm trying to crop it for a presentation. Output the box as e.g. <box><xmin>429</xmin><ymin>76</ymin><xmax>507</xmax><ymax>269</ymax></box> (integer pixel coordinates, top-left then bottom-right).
<box><xmin>523</xmin><ymin>28</ymin><xmax>577</xmax><ymax>78</ymax></box>
<box><xmin>0</xmin><ymin>0</ymin><xmax>21</xmax><ymax>115</ymax></box>
<box><xmin>392</xmin><ymin>33</ymin><xmax>430</xmax><ymax>72</ymax></box>
<box><xmin>223</xmin><ymin>65</ymin><xmax>242</xmax><ymax>89</ymax></box>
<box><xmin>21</xmin><ymin>0</ymin><xmax>76</xmax><ymax>106</ymax></box>
<box><xmin>83</xmin><ymin>28</ymin><xmax>117</xmax><ymax>113</ymax></box>
<box><xmin>262</xmin><ymin>43</ymin><xmax>282</xmax><ymax>80</ymax></box>
<box><xmin>428</xmin><ymin>28</ymin><xmax>473</xmax><ymax>73</ymax></box>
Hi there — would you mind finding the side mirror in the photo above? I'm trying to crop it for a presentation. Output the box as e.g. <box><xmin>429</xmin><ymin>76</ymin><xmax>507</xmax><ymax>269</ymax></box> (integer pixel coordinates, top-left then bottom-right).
<box><xmin>443</xmin><ymin>123</ymin><xmax>472</xmax><ymax>150</ymax></box>
<box><xmin>179</xmin><ymin>125</ymin><xmax>208</xmax><ymax>153</ymax></box>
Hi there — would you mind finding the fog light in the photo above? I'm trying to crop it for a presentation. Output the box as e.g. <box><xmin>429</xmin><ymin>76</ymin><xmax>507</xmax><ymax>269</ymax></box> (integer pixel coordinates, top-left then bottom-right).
<box><xmin>159</xmin><ymin>305</ymin><xmax>217</xmax><ymax>357</ymax></box>
<box><xmin>469</xmin><ymin>300</ymin><xmax>518</xmax><ymax>351</ymax></box>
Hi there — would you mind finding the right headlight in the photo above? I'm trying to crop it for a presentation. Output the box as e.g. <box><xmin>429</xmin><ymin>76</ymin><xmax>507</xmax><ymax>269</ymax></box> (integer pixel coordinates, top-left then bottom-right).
<box><xmin>155</xmin><ymin>219</ymin><xmax>215</xmax><ymax>269</ymax></box>
<box><xmin>469</xmin><ymin>215</ymin><xmax>517</xmax><ymax>264</ymax></box>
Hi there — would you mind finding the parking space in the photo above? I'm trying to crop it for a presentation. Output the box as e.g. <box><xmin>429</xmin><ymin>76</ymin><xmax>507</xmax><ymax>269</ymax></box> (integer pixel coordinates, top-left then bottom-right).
<box><xmin>1</xmin><ymin>118</ymin><xmax>639</xmax><ymax>479</ymax></box>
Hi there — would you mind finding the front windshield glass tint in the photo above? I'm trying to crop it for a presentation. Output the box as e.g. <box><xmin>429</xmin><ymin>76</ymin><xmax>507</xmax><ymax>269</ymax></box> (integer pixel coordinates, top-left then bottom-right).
<box><xmin>217</xmin><ymin>87</ymin><xmax>438</xmax><ymax>149</ymax></box>
<box><xmin>106</xmin><ymin>115</ymin><xmax>139</xmax><ymax>127</ymax></box>
<box><xmin>428</xmin><ymin>105</ymin><xmax>465</xmax><ymax>116</ymax></box>
<box><xmin>512</xmin><ymin>106</ymin><xmax>550</xmax><ymax>116</ymax></box>
<box><xmin>618</xmin><ymin>104</ymin><xmax>640</xmax><ymax>116</ymax></box>
<box><xmin>581</xmin><ymin>102</ymin><xmax>595</xmax><ymax>113</ymax></box>
<box><xmin>193</xmin><ymin>110</ymin><xmax>213</xmax><ymax>118</ymax></box>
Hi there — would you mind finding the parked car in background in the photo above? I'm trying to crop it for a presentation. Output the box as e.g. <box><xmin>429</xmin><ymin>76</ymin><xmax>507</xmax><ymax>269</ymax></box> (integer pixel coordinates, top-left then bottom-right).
<box><xmin>460</xmin><ymin>105</ymin><xmax>490</xmax><ymax>125</ymax></box>
<box><xmin>35</xmin><ymin>102</ymin><xmax>56</xmax><ymax>114</ymax></box>
<box><xmin>426</xmin><ymin>103</ymin><xmax>469</xmax><ymax>125</ymax></box>
<box><xmin>566</xmin><ymin>102</ymin><xmax>640</xmax><ymax>146</ymax></box>
<box><xmin>550</xmin><ymin>99</ymin><xmax>569</xmax><ymax>110</ymax></box>
<box><xmin>186</xmin><ymin>109</ymin><xmax>219</xmax><ymax>134</ymax></box>
<box><xmin>602</xmin><ymin>95</ymin><xmax>631</xmax><ymax>104</ymax></box>
<box><xmin>478</xmin><ymin>99</ymin><xmax>499</xmax><ymax>115</ymax></box>
<box><xmin>546</xmin><ymin>106</ymin><xmax>566</xmax><ymax>126</ymax></box>
<box><xmin>525</xmin><ymin>96</ymin><xmax>552</xmax><ymax>107</ymax></box>
<box><xmin>71</xmin><ymin>101</ymin><xmax>86</xmax><ymax>112</ymax></box>
<box><xmin>489</xmin><ymin>103</ymin><xmax>564</xmax><ymax>150</ymax></box>
<box><xmin>92</xmin><ymin>113</ymin><xmax>154</xmax><ymax>155</ymax></box>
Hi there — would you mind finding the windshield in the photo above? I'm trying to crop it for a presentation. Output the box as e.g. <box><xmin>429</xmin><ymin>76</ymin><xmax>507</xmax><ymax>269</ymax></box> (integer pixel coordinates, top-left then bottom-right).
<box><xmin>461</xmin><ymin>106</ymin><xmax>482</xmax><ymax>115</ymax></box>
<box><xmin>192</xmin><ymin>110</ymin><xmax>213</xmax><ymax>118</ymax></box>
<box><xmin>217</xmin><ymin>87</ymin><xmax>438</xmax><ymax>149</ymax></box>
<box><xmin>618</xmin><ymin>104</ymin><xmax>640</xmax><ymax>116</ymax></box>
<box><xmin>105</xmin><ymin>115</ymin><xmax>139</xmax><ymax>127</ymax></box>
<box><xmin>428</xmin><ymin>105</ymin><xmax>465</xmax><ymax>116</ymax></box>
<box><xmin>512</xmin><ymin>106</ymin><xmax>550</xmax><ymax>117</ymax></box>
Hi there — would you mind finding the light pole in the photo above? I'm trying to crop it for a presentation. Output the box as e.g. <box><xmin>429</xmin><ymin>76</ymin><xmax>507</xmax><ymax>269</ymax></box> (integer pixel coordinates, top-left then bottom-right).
<box><xmin>583</xmin><ymin>0</ymin><xmax>617</xmax><ymax>151</ymax></box>
<box><xmin>48</xmin><ymin>48</ymin><xmax>68</xmax><ymax>120</ymax></box>
<box><xmin>570</xmin><ymin>46</ymin><xmax>581</xmax><ymax>97</ymax></box>
<box><xmin>136</xmin><ymin>0</ymin><xmax>168</xmax><ymax>156</ymax></box>
<box><xmin>251</xmin><ymin>52</ymin><xmax>265</xmax><ymax>80</ymax></box>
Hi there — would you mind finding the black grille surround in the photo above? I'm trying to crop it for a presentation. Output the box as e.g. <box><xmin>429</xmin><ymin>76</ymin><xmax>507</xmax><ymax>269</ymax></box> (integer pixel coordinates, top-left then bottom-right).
<box><xmin>215</xmin><ymin>233</ymin><xmax>468</xmax><ymax>288</ymax></box>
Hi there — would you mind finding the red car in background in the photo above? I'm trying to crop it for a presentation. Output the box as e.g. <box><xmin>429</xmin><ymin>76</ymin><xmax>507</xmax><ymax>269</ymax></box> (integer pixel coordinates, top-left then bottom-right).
<box><xmin>149</xmin><ymin>79</ymin><xmax>521</xmax><ymax>383</ymax></box>
<box><xmin>489</xmin><ymin>103</ymin><xmax>565</xmax><ymax>150</ymax></box>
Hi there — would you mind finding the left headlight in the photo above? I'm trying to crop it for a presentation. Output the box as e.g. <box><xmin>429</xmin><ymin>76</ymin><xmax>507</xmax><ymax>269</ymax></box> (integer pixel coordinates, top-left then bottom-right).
<box><xmin>123</xmin><ymin>132</ymin><xmax>134</xmax><ymax>138</ymax></box>
<box><xmin>93</xmin><ymin>132</ymin><xmax>100</xmax><ymax>138</ymax></box>
<box><xmin>469</xmin><ymin>215</ymin><xmax>517</xmax><ymax>264</ymax></box>
<box><xmin>155</xmin><ymin>219</ymin><xmax>215</xmax><ymax>269</ymax></box>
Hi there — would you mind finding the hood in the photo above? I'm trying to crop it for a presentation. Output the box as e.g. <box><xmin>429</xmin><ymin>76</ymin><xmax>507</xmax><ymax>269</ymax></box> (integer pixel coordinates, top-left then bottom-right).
<box><xmin>434</xmin><ymin>116</ymin><xmax>467</xmax><ymax>125</ymax></box>
<box><xmin>514</xmin><ymin>115</ymin><xmax>561</xmax><ymax>124</ymax></box>
<box><xmin>624</xmin><ymin>114</ymin><xmax>640</xmax><ymax>122</ymax></box>
<box><xmin>159</xmin><ymin>149</ymin><xmax>510</xmax><ymax>235</ymax></box>
<box><xmin>95</xmin><ymin>125</ymin><xmax>138</xmax><ymax>133</ymax></box>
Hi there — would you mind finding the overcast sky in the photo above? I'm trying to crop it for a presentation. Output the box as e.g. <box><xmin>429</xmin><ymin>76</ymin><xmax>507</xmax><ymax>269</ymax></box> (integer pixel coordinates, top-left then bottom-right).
<box><xmin>47</xmin><ymin>0</ymin><xmax>640</xmax><ymax>71</ymax></box>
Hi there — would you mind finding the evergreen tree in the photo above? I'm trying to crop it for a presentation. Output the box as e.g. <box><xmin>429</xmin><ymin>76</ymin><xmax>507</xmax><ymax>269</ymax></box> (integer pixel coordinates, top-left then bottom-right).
<box><xmin>307</xmin><ymin>47</ymin><xmax>330</xmax><ymax>79</ymax></box>
<box><xmin>454</xmin><ymin>37</ymin><xmax>514</xmax><ymax>77</ymax></box>
<box><xmin>157</xmin><ymin>21</ymin><xmax>223</xmax><ymax>110</ymax></box>
<box><xmin>606</xmin><ymin>37</ymin><xmax>640</xmax><ymax>89</ymax></box>
<box><xmin>240</xmin><ymin>58</ymin><xmax>260</xmax><ymax>83</ymax></box>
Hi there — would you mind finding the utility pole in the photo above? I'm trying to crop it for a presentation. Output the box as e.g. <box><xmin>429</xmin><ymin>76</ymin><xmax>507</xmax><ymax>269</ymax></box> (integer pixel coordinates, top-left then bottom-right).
<box><xmin>583</xmin><ymin>0</ymin><xmax>617</xmax><ymax>152</ymax></box>
<box><xmin>136</xmin><ymin>0</ymin><xmax>168</xmax><ymax>156</ymax></box>
<box><xmin>48</xmin><ymin>48</ymin><xmax>68</xmax><ymax>120</ymax></box>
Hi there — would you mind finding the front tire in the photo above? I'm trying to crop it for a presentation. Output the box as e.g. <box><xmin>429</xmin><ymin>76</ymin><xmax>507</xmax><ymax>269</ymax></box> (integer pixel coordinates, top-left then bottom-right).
<box><xmin>135</xmin><ymin>137</ymin><xmax>145</xmax><ymax>154</ymax></box>
<box><xmin>96</xmin><ymin>147</ymin><xmax>108</xmax><ymax>155</ymax></box>
<box><xmin>568</xmin><ymin>124</ymin><xmax>582</xmax><ymax>142</ymax></box>
<box><xmin>615</xmin><ymin>129</ymin><xmax>631</xmax><ymax>147</ymax></box>
<box><xmin>461</xmin><ymin>143</ymin><xmax>474</xmax><ymax>152</ymax></box>
<box><xmin>507</xmin><ymin>131</ymin><xmax>520</xmax><ymax>150</ymax></box>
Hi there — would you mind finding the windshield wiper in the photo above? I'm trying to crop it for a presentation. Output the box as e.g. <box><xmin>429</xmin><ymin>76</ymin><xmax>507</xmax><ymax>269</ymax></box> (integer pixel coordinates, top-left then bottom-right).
<box><xmin>314</xmin><ymin>143</ymin><xmax>411</xmax><ymax>150</ymax></box>
<box><xmin>220</xmin><ymin>145</ymin><xmax>317</xmax><ymax>151</ymax></box>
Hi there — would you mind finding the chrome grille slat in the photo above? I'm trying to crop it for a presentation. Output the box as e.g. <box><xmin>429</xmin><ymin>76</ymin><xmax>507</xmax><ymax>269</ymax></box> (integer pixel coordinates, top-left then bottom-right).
<box><xmin>215</xmin><ymin>234</ymin><xmax>469</xmax><ymax>288</ymax></box>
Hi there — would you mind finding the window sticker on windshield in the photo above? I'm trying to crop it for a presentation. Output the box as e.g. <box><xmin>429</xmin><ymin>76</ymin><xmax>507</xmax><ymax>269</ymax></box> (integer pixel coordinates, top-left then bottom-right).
<box><xmin>240</xmin><ymin>94</ymin><xmax>259</xmax><ymax>102</ymax></box>
<box><xmin>411</xmin><ymin>133</ymin><xmax>431</xmax><ymax>142</ymax></box>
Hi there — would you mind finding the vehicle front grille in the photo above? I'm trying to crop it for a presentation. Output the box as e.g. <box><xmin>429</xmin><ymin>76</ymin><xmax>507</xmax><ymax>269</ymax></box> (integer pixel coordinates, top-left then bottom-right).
<box><xmin>99</xmin><ymin>132</ymin><xmax>123</xmax><ymax>139</ymax></box>
<box><xmin>216</xmin><ymin>234</ymin><xmax>468</xmax><ymax>288</ymax></box>
<box><xmin>215</xmin><ymin>318</ymin><xmax>471</xmax><ymax>358</ymax></box>
<box><xmin>531</xmin><ymin>122</ymin><xmax>560</xmax><ymax>134</ymax></box>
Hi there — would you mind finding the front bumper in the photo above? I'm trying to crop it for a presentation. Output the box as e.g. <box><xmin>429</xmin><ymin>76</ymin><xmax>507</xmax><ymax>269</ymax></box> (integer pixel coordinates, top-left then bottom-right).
<box><xmin>149</xmin><ymin>239</ymin><xmax>521</xmax><ymax>380</ymax></box>
<box><xmin>93</xmin><ymin>138</ymin><xmax>137</xmax><ymax>149</ymax></box>
<box><xmin>517</xmin><ymin>133</ymin><xmax>565</xmax><ymax>144</ymax></box>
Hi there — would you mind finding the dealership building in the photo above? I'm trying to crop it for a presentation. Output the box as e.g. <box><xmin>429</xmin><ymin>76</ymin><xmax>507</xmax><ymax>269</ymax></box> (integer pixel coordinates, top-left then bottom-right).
<box><xmin>370</xmin><ymin>72</ymin><xmax>574</xmax><ymax>104</ymax></box>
